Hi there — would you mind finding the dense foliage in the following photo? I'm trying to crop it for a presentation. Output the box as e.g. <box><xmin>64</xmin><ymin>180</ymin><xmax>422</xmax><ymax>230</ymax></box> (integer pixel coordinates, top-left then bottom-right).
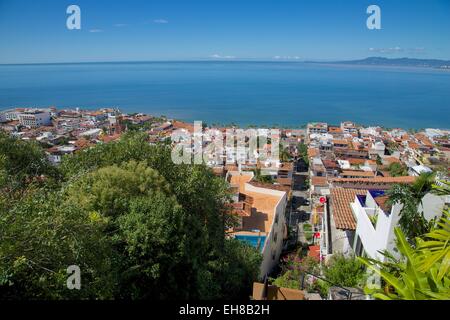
<box><xmin>297</xmin><ymin>143</ymin><xmax>309</xmax><ymax>169</ymax></box>
<box><xmin>387</xmin><ymin>172</ymin><xmax>436</xmax><ymax>240</ymax></box>
<box><xmin>271</xmin><ymin>251</ymin><xmax>366</xmax><ymax>298</ymax></box>
<box><xmin>360</xmin><ymin>181</ymin><xmax>450</xmax><ymax>300</ymax></box>
<box><xmin>0</xmin><ymin>132</ymin><xmax>262</xmax><ymax>300</ymax></box>
<box><xmin>388</xmin><ymin>162</ymin><xmax>408</xmax><ymax>177</ymax></box>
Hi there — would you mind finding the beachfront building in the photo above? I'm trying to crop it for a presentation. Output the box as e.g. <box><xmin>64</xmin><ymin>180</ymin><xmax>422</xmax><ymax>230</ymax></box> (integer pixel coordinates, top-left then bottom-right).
<box><xmin>18</xmin><ymin>109</ymin><xmax>52</xmax><ymax>128</ymax></box>
<box><xmin>307</xmin><ymin>122</ymin><xmax>328</xmax><ymax>135</ymax></box>
<box><xmin>340</xmin><ymin>121</ymin><xmax>358</xmax><ymax>135</ymax></box>
<box><xmin>226</xmin><ymin>171</ymin><xmax>288</xmax><ymax>278</ymax></box>
<box><xmin>4</xmin><ymin>109</ymin><xmax>23</xmax><ymax>121</ymax></box>
<box><xmin>0</xmin><ymin>112</ymin><xmax>6</xmax><ymax>123</ymax></box>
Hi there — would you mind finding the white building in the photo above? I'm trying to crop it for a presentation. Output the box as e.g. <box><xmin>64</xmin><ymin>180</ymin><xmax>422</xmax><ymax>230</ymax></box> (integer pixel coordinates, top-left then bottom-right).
<box><xmin>79</xmin><ymin>128</ymin><xmax>102</xmax><ymax>139</ymax></box>
<box><xmin>351</xmin><ymin>190</ymin><xmax>444</xmax><ymax>261</ymax></box>
<box><xmin>408</xmin><ymin>165</ymin><xmax>433</xmax><ymax>177</ymax></box>
<box><xmin>0</xmin><ymin>112</ymin><xmax>6</xmax><ymax>123</ymax></box>
<box><xmin>341</xmin><ymin>121</ymin><xmax>358</xmax><ymax>134</ymax></box>
<box><xmin>370</xmin><ymin>141</ymin><xmax>386</xmax><ymax>158</ymax></box>
<box><xmin>307</xmin><ymin>122</ymin><xmax>328</xmax><ymax>135</ymax></box>
<box><xmin>4</xmin><ymin>110</ymin><xmax>20</xmax><ymax>121</ymax></box>
<box><xmin>46</xmin><ymin>145</ymin><xmax>77</xmax><ymax>165</ymax></box>
<box><xmin>18</xmin><ymin>110</ymin><xmax>52</xmax><ymax>128</ymax></box>
<box><xmin>226</xmin><ymin>171</ymin><xmax>288</xmax><ymax>278</ymax></box>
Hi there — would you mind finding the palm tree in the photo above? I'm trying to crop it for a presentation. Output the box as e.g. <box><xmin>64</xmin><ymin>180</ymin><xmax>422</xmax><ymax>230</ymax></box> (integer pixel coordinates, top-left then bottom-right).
<box><xmin>416</xmin><ymin>209</ymin><xmax>450</xmax><ymax>281</ymax></box>
<box><xmin>387</xmin><ymin>172</ymin><xmax>435</xmax><ymax>240</ymax></box>
<box><xmin>432</xmin><ymin>180</ymin><xmax>450</xmax><ymax>196</ymax></box>
<box><xmin>279</xmin><ymin>144</ymin><xmax>291</xmax><ymax>162</ymax></box>
<box><xmin>359</xmin><ymin>227</ymin><xmax>450</xmax><ymax>300</ymax></box>
<box><xmin>359</xmin><ymin>179</ymin><xmax>450</xmax><ymax>300</ymax></box>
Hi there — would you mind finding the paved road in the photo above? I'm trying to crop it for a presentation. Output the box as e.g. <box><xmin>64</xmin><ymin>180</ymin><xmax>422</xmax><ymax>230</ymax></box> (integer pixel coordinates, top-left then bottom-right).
<box><xmin>287</xmin><ymin>161</ymin><xmax>312</xmax><ymax>245</ymax></box>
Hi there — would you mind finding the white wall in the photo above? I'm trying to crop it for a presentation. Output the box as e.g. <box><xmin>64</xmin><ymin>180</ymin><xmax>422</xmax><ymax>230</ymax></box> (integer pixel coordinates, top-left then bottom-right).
<box><xmin>420</xmin><ymin>193</ymin><xmax>446</xmax><ymax>221</ymax></box>
<box><xmin>352</xmin><ymin>195</ymin><xmax>401</xmax><ymax>262</ymax></box>
<box><xmin>354</xmin><ymin>192</ymin><xmax>445</xmax><ymax>262</ymax></box>
<box><xmin>244</xmin><ymin>183</ymin><xmax>287</xmax><ymax>278</ymax></box>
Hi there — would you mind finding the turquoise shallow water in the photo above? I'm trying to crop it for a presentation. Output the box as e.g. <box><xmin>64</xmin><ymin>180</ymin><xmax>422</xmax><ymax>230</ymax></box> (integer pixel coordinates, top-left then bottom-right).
<box><xmin>0</xmin><ymin>61</ymin><xmax>449</xmax><ymax>129</ymax></box>
<box><xmin>234</xmin><ymin>235</ymin><xmax>266</xmax><ymax>252</ymax></box>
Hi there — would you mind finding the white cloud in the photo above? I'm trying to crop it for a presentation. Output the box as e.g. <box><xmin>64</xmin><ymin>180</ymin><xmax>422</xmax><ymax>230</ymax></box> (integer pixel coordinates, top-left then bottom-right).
<box><xmin>153</xmin><ymin>19</ymin><xmax>169</xmax><ymax>24</ymax></box>
<box><xmin>114</xmin><ymin>23</ymin><xmax>127</xmax><ymax>27</ymax></box>
<box><xmin>368</xmin><ymin>47</ymin><xmax>403</xmax><ymax>54</ymax></box>
<box><xmin>273</xmin><ymin>56</ymin><xmax>301</xmax><ymax>60</ymax></box>
<box><xmin>89</xmin><ymin>29</ymin><xmax>104</xmax><ymax>33</ymax></box>
<box><xmin>368</xmin><ymin>46</ymin><xmax>426</xmax><ymax>55</ymax></box>
<box><xmin>210</xmin><ymin>54</ymin><xmax>236</xmax><ymax>59</ymax></box>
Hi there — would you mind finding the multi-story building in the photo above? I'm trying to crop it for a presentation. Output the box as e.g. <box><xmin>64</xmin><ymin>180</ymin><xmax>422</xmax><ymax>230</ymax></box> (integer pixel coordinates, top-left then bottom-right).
<box><xmin>307</xmin><ymin>122</ymin><xmax>328</xmax><ymax>135</ymax></box>
<box><xmin>4</xmin><ymin>109</ymin><xmax>22</xmax><ymax>121</ymax></box>
<box><xmin>0</xmin><ymin>112</ymin><xmax>6</xmax><ymax>123</ymax></box>
<box><xmin>351</xmin><ymin>190</ymin><xmax>445</xmax><ymax>261</ymax></box>
<box><xmin>341</xmin><ymin>121</ymin><xmax>358</xmax><ymax>135</ymax></box>
<box><xmin>369</xmin><ymin>141</ymin><xmax>386</xmax><ymax>158</ymax></box>
<box><xmin>226</xmin><ymin>171</ymin><xmax>288</xmax><ymax>278</ymax></box>
<box><xmin>18</xmin><ymin>110</ymin><xmax>52</xmax><ymax>128</ymax></box>
<box><xmin>327</xmin><ymin>184</ymin><xmax>446</xmax><ymax>262</ymax></box>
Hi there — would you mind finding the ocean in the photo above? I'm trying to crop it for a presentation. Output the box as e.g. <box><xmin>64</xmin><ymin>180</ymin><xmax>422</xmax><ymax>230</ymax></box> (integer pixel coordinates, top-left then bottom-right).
<box><xmin>0</xmin><ymin>61</ymin><xmax>449</xmax><ymax>129</ymax></box>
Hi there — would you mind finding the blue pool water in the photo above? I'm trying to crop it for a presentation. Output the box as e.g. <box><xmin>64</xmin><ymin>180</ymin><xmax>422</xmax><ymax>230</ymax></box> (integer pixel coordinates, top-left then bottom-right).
<box><xmin>1</xmin><ymin>61</ymin><xmax>450</xmax><ymax>129</ymax></box>
<box><xmin>235</xmin><ymin>234</ymin><xmax>267</xmax><ymax>251</ymax></box>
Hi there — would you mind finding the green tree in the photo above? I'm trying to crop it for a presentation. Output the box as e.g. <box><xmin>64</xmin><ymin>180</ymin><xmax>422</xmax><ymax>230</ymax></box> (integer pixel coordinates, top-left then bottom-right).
<box><xmin>1</xmin><ymin>132</ymin><xmax>261</xmax><ymax>300</ymax></box>
<box><xmin>388</xmin><ymin>162</ymin><xmax>408</xmax><ymax>177</ymax></box>
<box><xmin>297</xmin><ymin>143</ymin><xmax>309</xmax><ymax>169</ymax></box>
<box><xmin>253</xmin><ymin>168</ymin><xmax>274</xmax><ymax>184</ymax></box>
<box><xmin>0</xmin><ymin>132</ymin><xmax>59</xmax><ymax>192</ymax></box>
<box><xmin>279</xmin><ymin>143</ymin><xmax>291</xmax><ymax>162</ymax></box>
<box><xmin>359</xmin><ymin>227</ymin><xmax>450</xmax><ymax>300</ymax></box>
<box><xmin>0</xmin><ymin>188</ymin><xmax>116</xmax><ymax>300</ymax></box>
<box><xmin>359</xmin><ymin>180</ymin><xmax>449</xmax><ymax>300</ymax></box>
<box><xmin>387</xmin><ymin>172</ymin><xmax>436</xmax><ymax>240</ymax></box>
<box><xmin>322</xmin><ymin>254</ymin><xmax>366</xmax><ymax>290</ymax></box>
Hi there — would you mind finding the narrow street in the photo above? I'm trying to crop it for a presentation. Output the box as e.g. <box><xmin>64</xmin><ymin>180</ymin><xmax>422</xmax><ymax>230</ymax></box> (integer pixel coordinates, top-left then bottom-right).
<box><xmin>287</xmin><ymin>160</ymin><xmax>311</xmax><ymax>246</ymax></box>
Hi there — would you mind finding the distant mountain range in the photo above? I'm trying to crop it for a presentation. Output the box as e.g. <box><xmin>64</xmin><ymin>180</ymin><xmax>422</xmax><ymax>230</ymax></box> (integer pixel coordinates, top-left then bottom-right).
<box><xmin>310</xmin><ymin>57</ymin><xmax>450</xmax><ymax>70</ymax></box>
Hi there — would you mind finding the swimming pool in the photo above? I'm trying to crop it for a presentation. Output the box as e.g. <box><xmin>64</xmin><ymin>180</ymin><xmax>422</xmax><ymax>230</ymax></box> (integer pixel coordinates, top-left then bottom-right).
<box><xmin>234</xmin><ymin>234</ymin><xmax>267</xmax><ymax>252</ymax></box>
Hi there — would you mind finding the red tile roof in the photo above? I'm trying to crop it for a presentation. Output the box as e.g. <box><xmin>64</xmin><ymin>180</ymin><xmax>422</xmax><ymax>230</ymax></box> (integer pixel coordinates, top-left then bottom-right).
<box><xmin>341</xmin><ymin>170</ymin><xmax>375</xmax><ymax>178</ymax></box>
<box><xmin>311</xmin><ymin>176</ymin><xmax>328</xmax><ymax>186</ymax></box>
<box><xmin>322</xmin><ymin>160</ymin><xmax>339</xmax><ymax>169</ymax></box>
<box><xmin>344</xmin><ymin>158</ymin><xmax>366</xmax><ymax>165</ymax></box>
<box><xmin>331</xmin><ymin>188</ymin><xmax>368</xmax><ymax>230</ymax></box>
<box><xmin>172</xmin><ymin>120</ymin><xmax>194</xmax><ymax>133</ymax></box>
<box><xmin>332</xmin><ymin>176</ymin><xmax>415</xmax><ymax>184</ymax></box>
<box><xmin>308</xmin><ymin>148</ymin><xmax>320</xmax><ymax>158</ymax></box>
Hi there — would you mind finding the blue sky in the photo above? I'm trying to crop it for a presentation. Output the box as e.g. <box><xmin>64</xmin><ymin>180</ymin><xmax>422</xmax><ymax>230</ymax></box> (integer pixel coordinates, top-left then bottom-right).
<box><xmin>0</xmin><ymin>0</ymin><xmax>449</xmax><ymax>64</ymax></box>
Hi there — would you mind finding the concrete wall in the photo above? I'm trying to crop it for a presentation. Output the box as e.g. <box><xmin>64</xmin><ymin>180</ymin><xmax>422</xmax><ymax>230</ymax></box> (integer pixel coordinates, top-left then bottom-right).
<box><xmin>352</xmin><ymin>195</ymin><xmax>401</xmax><ymax>262</ymax></box>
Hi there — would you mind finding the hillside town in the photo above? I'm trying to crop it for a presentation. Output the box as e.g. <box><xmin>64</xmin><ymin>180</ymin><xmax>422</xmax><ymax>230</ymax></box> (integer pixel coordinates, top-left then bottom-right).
<box><xmin>1</xmin><ymin>107</ymin><xmax>449</xmax><ymax>300</ymax></box>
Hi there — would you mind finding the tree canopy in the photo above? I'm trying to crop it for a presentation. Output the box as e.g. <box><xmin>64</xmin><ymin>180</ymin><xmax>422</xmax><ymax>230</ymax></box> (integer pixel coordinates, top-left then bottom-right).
<box><xmin>0</xmin><ymin>132</ymin><xmax>262</xmax><ymax>300</ymax></box>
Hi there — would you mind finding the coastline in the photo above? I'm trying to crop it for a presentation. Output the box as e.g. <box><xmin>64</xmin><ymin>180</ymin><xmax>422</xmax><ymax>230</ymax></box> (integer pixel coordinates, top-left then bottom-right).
<box><xmin>1</xmin><ymin>61</ymin><xmax>449</xmax><ymax>130</ymax></box>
